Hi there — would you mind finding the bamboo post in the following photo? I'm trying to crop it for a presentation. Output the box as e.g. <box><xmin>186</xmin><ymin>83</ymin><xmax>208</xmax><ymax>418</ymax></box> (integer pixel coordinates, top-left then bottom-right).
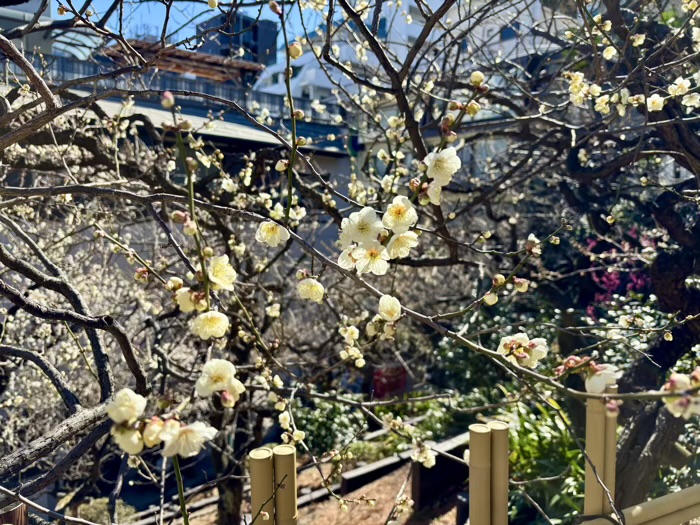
<box><xmin>469</xmin><ymin>423</ymin><xmax>492</xmax><ymax>525</ymax></box>
<box><xmin>0</xmin><ymin>502</ymin><xmax>28</xmax><ymax>525</ymax></box>
<box><xmin>583</xmin><ymin>483</ymin><xmax>700</xmax><ymax>525</ymax></box>
<box><xmin>640</xmin><ymin>502</ymin><xmax>700</xmax><ymax>525</ymax></box>
<box><xmin>249</xmin><ymin>447</ymin><xmax>274</xmax><ymax>524</ymax></box>
<box><xmin>273</xmin><ymin>444</ymin><xmax>298</xmax><ymax>525</ymax></box>
<box><xmin>584</xmin><ymin>396</ymin><xmax>606</xmax><ymax>515</ymax></box>
<box><xmin>488</xmin><ymin>421</ymin><xmax>510</xmax><ymax>525</ymax></box>
<box><xmin>602</xmin><ymin>385</ymin><xmax>618</xmax><ymax>514</ymax></box>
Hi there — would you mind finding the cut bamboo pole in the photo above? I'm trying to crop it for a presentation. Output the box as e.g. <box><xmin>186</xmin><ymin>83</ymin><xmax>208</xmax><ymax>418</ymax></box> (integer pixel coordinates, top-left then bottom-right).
<box><xmin>636</xmin><ymin>501</ymin><xmax>700</xmax><ymax>525</ymax></box>
<box><xmin>584</xmin><ymin>396</ymin><xmax>606</xmax><ymax>516</ymax></box>
<box><xmin>602</xmin><ymin>385</ymin><xmax>618</xmax><ymax>514</ymax></box>
<box><xmin>0</xmin><ymin>502</ymin><xmax>27</xmax><ymax>525</ymax></box>
<box><xmin>488</xmin><ymin>421</ymin><xmax>510</xmax><ymax>525</ymax></box>
<box><xmin>583</xmin><ymin>483</ymin><xmax>700</xmax><ymax>525</ymax></box>
<box><xmin>469</xmin><ymin>423</ymin><xmax>492</xmax><ymax>525</ymax></box>
<box><xmin>273</xmin><ymin>444</ymin><xmax>298</xmax><ymax>525</ymax></box>
<box><xmin>249</xmin><ymin>447</ymin><xmax>274</xmax><ymax>524</ymax></box>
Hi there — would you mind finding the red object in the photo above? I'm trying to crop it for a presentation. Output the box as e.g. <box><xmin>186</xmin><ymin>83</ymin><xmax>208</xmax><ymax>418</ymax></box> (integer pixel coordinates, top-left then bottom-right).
<box><xmin>373</xmin><ymin>366</ymin><xmax>408</xmax><ymax>399</ymax></box>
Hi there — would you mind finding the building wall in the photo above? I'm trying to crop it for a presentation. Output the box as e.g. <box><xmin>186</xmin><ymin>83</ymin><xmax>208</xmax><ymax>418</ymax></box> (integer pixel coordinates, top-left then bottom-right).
<box><xmin>197</xmin><ymin>13</ymin><xmax>277</xmax><ymax>66</ymax></box>
<box><xmin>0</xmin><ymin>6</ymin><xmax>53</xmax><ymax>54</ymax></box>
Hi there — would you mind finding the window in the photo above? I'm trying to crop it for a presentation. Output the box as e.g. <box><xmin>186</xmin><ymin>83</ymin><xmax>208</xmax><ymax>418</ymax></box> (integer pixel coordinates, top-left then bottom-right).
<box><xmin>378</xmin><ymin>17</ymin><xmax>387</xmax><ymax>39</ymax></box>
<box><xmin>408</xmin><ymin>4</ymin><xmax>423</xmax><ymax>19</ymax></box>
<box><xmin>500</xmin><ymin>21</ymin><xmax>520</xmax><ymax>41</ymax></box>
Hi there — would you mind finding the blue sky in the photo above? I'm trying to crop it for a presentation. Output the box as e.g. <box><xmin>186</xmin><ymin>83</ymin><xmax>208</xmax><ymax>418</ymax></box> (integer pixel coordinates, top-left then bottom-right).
<box><xmin>53</xmin><ymin>1</ymin><xmax>307</xmax><ymax>45</ymax></box>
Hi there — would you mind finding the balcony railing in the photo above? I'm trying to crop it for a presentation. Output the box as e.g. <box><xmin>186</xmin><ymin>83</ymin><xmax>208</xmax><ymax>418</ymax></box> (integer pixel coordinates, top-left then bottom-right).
<box><xmin>0</xmin><ymin>53</ymin><xmax>344</xmax><ymax>124</ymax></box>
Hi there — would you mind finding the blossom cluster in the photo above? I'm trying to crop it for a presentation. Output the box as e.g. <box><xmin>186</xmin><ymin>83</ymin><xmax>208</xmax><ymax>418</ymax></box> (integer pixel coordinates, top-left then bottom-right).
<box><xmin>496</xmin><ymin>333</ymin><xmax>549</xmax><ymax>369</ymax></box>
<box><xmin>555</xmin><ymin>356</ymin><xmax>621</xmax><ymax>394</ymax></box>
<box><xmin>420</xmin><ymin>147</ymin><xmax>462</xmax><ymax>205</ymax></box>
<box><xmin>107</xmin><ymin>359</ymin><xmax>245</xmax><ymax>457</ymax></box>
<box><xmin>338</xmin><ymin>197</ymin><xmax>419</xmax><ymax>275</ymax></box>
<box><xmin>661</xmin><ymin>370</ymin><xmax>700</xmax><ymax>419</ymax></box>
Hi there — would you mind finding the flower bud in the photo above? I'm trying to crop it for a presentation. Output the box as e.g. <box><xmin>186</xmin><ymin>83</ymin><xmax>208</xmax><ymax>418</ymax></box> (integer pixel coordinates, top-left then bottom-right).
<box><xmin>185</xmin><ymin>156</ymin><xmax>199</xmax><ymax>174</ymax></box>
<box><xmin>466</xmin><ymin>100</ymin><xmax>481</xmax><ymax>116</ymax></box>
<box><xmin>220</xmin><ymin>390</ymin><xmax>236</xmax><ymax>408</ymax></box>
<box><xmin>296</xmin><ymin>136</ymin><xmax>308</xmax><ymax>146</ymax></box>
<box><xmin>57</xmin><ymin>5</ymin><xmax>67</xmax><ymax>15</ymax></box>
<box><xmin>513</xmin><ymin>277</ymin><xmax>529</xmax><ymax>293</ymax></box>
<box><xmin>418</xmin><ymin>193</ymin><xmax>431</xmax><ymax>206</ymax></box>
<box><xmin>483</xmin><ymin>292</ymin><xmax>498</xmax><ymax>306</ymax></box>
<box><xmin>492</xmin><ymin>273</ymin><xmax>506</xmax><ymax>287</ymax></box>
<box><xmin>448</xmin><ymin>100</ymin><xmax>462</xmax><ymax>111</ymax></box>
<box><xmin>296</xmin><ymin>269</ymin><xmax>310</xmax><ymax>280</ymax></box>
<box><xmin>165</xmin><ymin>277</ymin><xmax>184</xmax><ymax>291</ymax></box>
<box><xmin>161</xmin><ymin>91</ymin><xmax>175</xmax><ymax>109</ymax></box>
<box><xmin>442</xmin><ymin>113</ymin><xmax>455</xmax><ymax>127</ymax></box>
<box><xmin>134</xmin><ymin>267</ymin><xmax>149</xmax><ymax>283</ymax></box>
<box><xmin>288</xmin><ymin>42</ymin><xmax>303</xmax><ymax>59</ymax></box>
<box><xmin>202</xmin><ymin>247</ymin><xmax>214</xmax><ymax>257</ymax></box>
<box><xmin>208</xmin><ymin>0</ymin><xmax>218</xmax><ymax>7</ymax></box>
<box><xmin>408</xmin><ymin>177</ymin><xmax>422</xmax><ymax>192</ymax></box>
<box><xmin>269</xmin><ymin>0</ymin><xmax>282</xmax><ymax>14</ymax></box>
<box><xmin>470</xmin><ymin>71</ymin><xmax>485</xmax><ymax>87</ymax></box>
<box><xmin>183</xmin><ymin>219</ymin><xmax>198</xmax><ymax>236</ymax></box>
<box><xmin>275</xmin><ymin>159</ymin><xmax>289</xmax><ymax>171</ymax></box>
<box><xmin>170</xmin><ymin>210</ymin><xmax>189</xmax><ymax>224</ymax></box>
<box><xmin>293</xmin><ymin>109</ymin><xmax>305</xmax><ymax>119</ymax></box>
<box><xmin>445</xmin><ymin>131</ymin><xmax>458</xmax><ymax>143</ymax></box>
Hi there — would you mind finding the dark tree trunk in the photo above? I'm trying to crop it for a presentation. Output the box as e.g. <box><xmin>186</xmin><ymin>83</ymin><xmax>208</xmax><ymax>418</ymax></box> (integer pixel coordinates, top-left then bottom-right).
<box><xmin>615</xmin><ymin>404</ymin><xmax>686</xmax><ymax>508</ymax></box>
<box><xmin>614</xmin><ymin>240</ymin><xmax>700</xmax><ymax>507</ymax></box>
<box><xmin>211</xmin><ymin>407</ymin><xmax>250</xmax><ymax>525</ymax></box>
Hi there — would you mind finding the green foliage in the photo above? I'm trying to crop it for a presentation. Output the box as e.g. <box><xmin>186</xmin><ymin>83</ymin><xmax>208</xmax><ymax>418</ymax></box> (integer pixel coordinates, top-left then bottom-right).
<box><xmin>77</xmin><ymin>498</ymin><xmax>137</xmax><ymax>524</ymax></box>
<box><xmin>292</xmin><ymin>395</ymin><xmax>366</xmax><ymax>455</ymax></box>
<box><xmin>372</xmin><ymin>395</ymin><xmax>454</xmax><ymax>441</ymax></box>
<box><xmin>506</xmin><ymin>399</ymin><xmax>585</xmax><ymax>524</ymax></box>
<box><xmin>347</xmin><ymin>438</ymin><xmax>401</xmax><ymax>464</ymax></box>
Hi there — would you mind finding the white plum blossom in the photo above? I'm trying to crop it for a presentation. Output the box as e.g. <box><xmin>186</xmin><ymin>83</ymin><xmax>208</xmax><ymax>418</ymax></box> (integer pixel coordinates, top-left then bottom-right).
<box><xmin>279</xmin><ymin>412</ymin><xmax>291</xmax><ymax>430</ymax></box>
<box><xmin>382</xmin><ymin>196</ymin><xmax>418</xmax><ymax>234</ymax></box>
<box><xmin>411</xmin><ymin>441</ymin><xmax>436</xmax><ymax>468</ymax></box>
<box><xmin>669</xmin><ymin>76</ymin><xmax>691</xmax><ymax>96</ymax></box>
<box><xmin>378</xmin><ymin>295</ymin><xmax>402</xmax><ymax>322</ymax></box>
<box><xmin>265</xmin><ymin>303</ymin><xmax>281</xmax><ymax>317</ymax></box>
<box><xmin>496</xmin><ymin>333</ymin><xmax>548</xmax><ymax>368</ymax></box>
<box><xmin>682</xmin><ymin>93</ymin><xmax>700</xmax><ymax>110</ymax></box>
<box><xmin>207</xmin><ymin>255</ymin><xmax>237</xmax><ymax>291</ymax></box>
<box><xmin>297</xmin><ymin>278</ymin><xmax>325</xmax><ymax>303</ymax></box>
<box><xmin>424</xmin><ymin>147</ymin><xmax>461</xmax><ymax>186</ymax></box>
<box><xmin>353</xmin><ymin>241</ymin><xmax>390</xmax><ymax>275</ymax></box>
<box><xmin>602</xmin><ymin>46</ymin><xmax>617</xmax><ymax>60</ymax></box>
<box><xmin>143</xmin><ymin>417</ymin><xmax>165</xmax><ymax>447</ymax></box>
<box><xmin>647</xmin><ymin>94</ymin><xmax>665</xmax><ymax>112</ymax></box>
<box><xmin>195</xmin><ymin>359</ymin><xmax>246</xmax><ymax>401</ymax></box>
<box><xmin>341</xmin><ymin>207</ymin><xmax>384</xmax><ymax>245</ymax></box>
<box><xmin>107</xmin><ymin>388</ymin><xmax>147</xmax><ymax>424</ymax></box>
<box><xmin>585</xmin><ymin>363</ymin><xmax>621</xmax><ymax>393</ymax></box>
<box><xmin>175</xmin><ymin>288</ymin><xmax>195</xmax><ymax>313</ymax></box>
<box><xmin>338</xmin><ymin>245</ymin><xmax>357</xmax><ymax>269</ymax></box>
<box><xmin>161</xmin><ymin>422</ymin><xmax>218</xmax><ymax>458</ymax></box>
<box><xmin>191</xmin><ymin>311</ymin><xmax>229</xmax><ymax>339</ymax></box>
<box><xmin>387</xmin><ymin>231</ymin><xmax>419</xmax><ymax>259</ymax></box>
<box><xmin>255</xmin><ymin>221</ymin><xmax>290</xmax><ymax>247</ymax></box>
<box><xmin>340</xmin><ymin>326</ymin><xmax>360</xmax><ymax>345</ymax></box>
<box><xmin>426</xmin><ymin>181</ymin><xmax>442</xmax><ymax>205</ymax></box>
<box><xmin>112</xmin><ymin>427</ymin><xmax>144</xmax><ymax>455</ymax></box>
